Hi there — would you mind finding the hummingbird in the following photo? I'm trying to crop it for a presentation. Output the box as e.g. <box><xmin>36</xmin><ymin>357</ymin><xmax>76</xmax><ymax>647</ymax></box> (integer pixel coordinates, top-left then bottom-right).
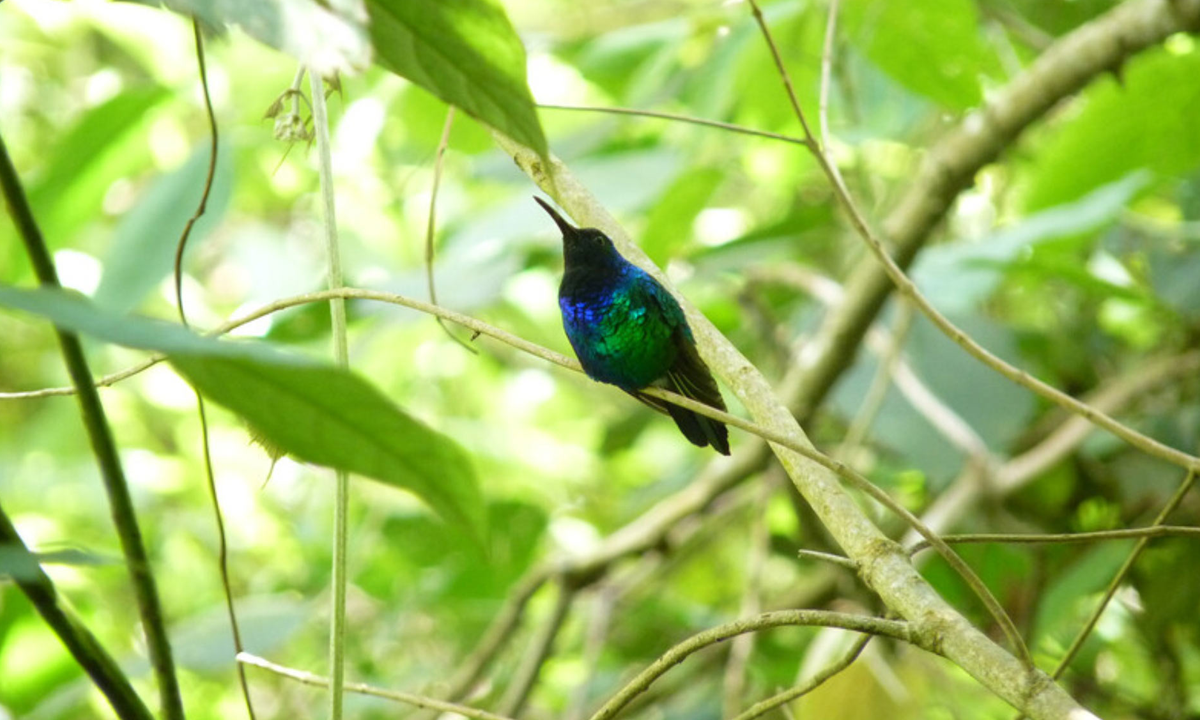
<box><xmin>535</xmin><ymin>196</ymin><xmax>730</xmax><ymax>455</ymax></box>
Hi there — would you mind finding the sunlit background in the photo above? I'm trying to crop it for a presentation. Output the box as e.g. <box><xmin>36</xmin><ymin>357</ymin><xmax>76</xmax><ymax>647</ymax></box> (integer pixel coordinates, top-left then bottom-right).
<box><xmin>3</xmin><ymin>0</ymin><xmax>1200</xmax><ymax>718</ymax></box>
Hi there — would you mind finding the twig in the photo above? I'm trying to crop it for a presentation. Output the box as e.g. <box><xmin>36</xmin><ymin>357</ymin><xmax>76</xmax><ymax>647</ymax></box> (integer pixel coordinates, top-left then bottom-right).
<box><xmin>537</xmin><ymin>104</ymin><xmax>805</xmax><ymax>146</ymax></box>
<box><xmin>424</xmin><ymin>106</ymin><xmax>476</xmax><ymax>353</ymax></box>
<box><xmin>497</xmin><ymin>578</ymin><xmax>576</xmax><ymax>717</ymax></box>
<box><xmin>586</xmin><ymin>611</ymin><xmax>910</xmax><ymax>720</ymax></box>
<box><xmin>908</xmin><ymin>526</ymin><xmax>1200</xmax><ymax>555</ymax></box>
<box><xmin>731</xmin><ymin>633</ymin><xmax>871</xmax><ymax>720</ymax></box>
<box><xmin>308</xmin><ymin>68</ymin><xmax>351</xmax><ymax>720</ymax></box>
<box><xmin>182</xmin><ymin>22</ymin><xmax>255</xmax><ymax>719</ymax></box>
<box><xmin>796</xmin><ymin>549</ymin><xmax>858</xmax><ymax>571</ymax></box>
<box><xmin>913</xmin><ymin>351</ymin><xmax>1200</xmax><ymax>541</ymax></box>
<box><xmin>722</xmin><ymin>474</ymin><xmax>775</xmax><ymax>717</ymax></box>
<box><xmin>565</xmin><ymin>587</ymin><xmax>616</xmax><ymax>720</ymax></box>
<box><xmin>1050</xmin><ymin>469</ymin><xmax>1197</xmax><ymax>681</ymax></box>
<box><xmin>747</xmin><ymin>0</ymin><xmax>1200</xmax><ymax>476</ymax></box>
<box><xmin>429</xmin><ymin>568</ymin><xmax>551</xmax><ymax>712</ymax></box>
<box><xmin>746</xmin><ymin>0</ymin><xmax>1036</xmax><ymax>666</ymax></box>
<box><xmin>0</xmin><ymin>116</ymin><xmax>184</xmax><ymax>720</ymax></box>
<box><xmin>0</xmin><ymin>502</ymin><xmax>155</xmax><ymax>720</ymax></box>
<box><xmin>837</xmin><ymin>301</ymin><xmax>912</xmax><ymax>462</ymax></box>
<box><xmin>237</xmin><ymin>652</ymin><xmax>515</xmax><ymax>720</ymax></box>
<box><xmin>818</xmin><ymin>0</ymin><xmax>841</xmax><ymax>150</ymax></box>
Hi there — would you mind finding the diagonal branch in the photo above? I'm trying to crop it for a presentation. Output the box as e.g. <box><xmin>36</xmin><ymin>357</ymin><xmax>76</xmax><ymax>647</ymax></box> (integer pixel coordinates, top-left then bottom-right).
<box><xmin>493</xmin><ymin>130</ymin><xmax>1083</xmax><ymax>718</ymax></box>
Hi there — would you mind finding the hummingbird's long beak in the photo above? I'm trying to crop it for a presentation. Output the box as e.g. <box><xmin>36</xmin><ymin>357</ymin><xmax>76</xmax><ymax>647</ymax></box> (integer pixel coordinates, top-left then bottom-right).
<box><xmin>534</xmin><ymin>196</ymin><xmax>577</xmax><ymax>236</ymax></box>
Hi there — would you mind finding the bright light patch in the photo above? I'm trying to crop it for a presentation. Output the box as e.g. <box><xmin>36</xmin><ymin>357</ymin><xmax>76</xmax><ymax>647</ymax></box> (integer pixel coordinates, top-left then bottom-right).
<box><xmin>1088</xmin><ymin>251</ymin><xmax>1133</xmax><ymax>287</ymax></box>
<box><xmin>141</xmin><ymin>364</ymin><xmax>200</xmax><ymax>411</ymax></box>
<box><xmin>149</xmin><ymin>115</ymin><xmax>189</xmax><ymax>168</ymax></box>
<box><xmin>1166</xmin><ymin>32</ymin><xmax>1195</xmax><ymax>55</ymax></box>
<box><xmin>124</xmin><ymin>448</ymin><xmax>185</xmax><ymax>493</ymax></box>
<box><xmin>693</xmin><ymin>207</ymin><xmax>747</xmax><ymax>247</ymax></box>
<box><xmin>84</xmin><ymin>68</ymin><xmax>122</xmax><ymax>106</ymax></box>
<box><xmin>527</xmin><ymin>53</ymin><xmax>588</xmax><ymax>105</ymax></box>
<box><xmin>53</xmin><ymin>249</ymin><xmax>102</xmax><ymax>295</ymax></box>
<box><xmin>745</xmin><ymin>144</ymin><xmax>787</xmax><ymax>184</ymax></box>
<box><xmin>414</xmin><ymin>338</ymin><xmax>469</xmax><ymax>379</ymax></box>
<box><xmin>504</xmin><ymin>369</ymin><xmax>556</xmax><ymax>415</ymax></box>
<box><xmin>504</xmin><ymin>268</ymin><xmax>560</xmax><ymax>316</ymax></box>
<box><xmin>228</xmin><ymin>301</ymin><xmax>273</xmax><ymax>338</ymax></box>
<box><xmin>548</xmin><ymin>515</ymin><xmax>601</xmax><ymax>557</ymax></box>
<box><xmin>334</xmin><ymin>97</ymin><xmax>385</xmax><ymax>169</ymax></box>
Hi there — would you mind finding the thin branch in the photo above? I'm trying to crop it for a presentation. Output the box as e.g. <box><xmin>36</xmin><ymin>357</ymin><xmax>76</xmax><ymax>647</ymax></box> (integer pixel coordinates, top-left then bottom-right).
<box><xmin>0</xmin><ymin>116</ymin><xmax>184</xmax><ymax>720</ymax></box>
<box><xmin>722</xmin><ymin>475</ymin><xmax>776</xmax><ymax>717</ymax></box>
<box><xmin>586</xmin><ymin>611</ymin><xmax>911</xmax><ymax>720</ymax></box>
<box><xmin>0</xmin><ymin>278</ymin><xmax>1134</xmax><ymax>673</ymax></box>
<box><xmin>424</xmin><ymin>106</ymin><xmax>476</xmax><ymax>353</ymax></box>
<box><xmin>537</xmin><ymin>104</ymin><xmax>806</xmax><ymax>146</ymax></box>
<box><xmin>237</xmin><ymin>653</ymin><xmax>516</xmax><ymax>720</ymax></box>
<box><xmin>913</xmin><ymin>351</ymin><xmax>1200</xmax><ymax>542</ymax></box>
<box><xmin>497</xmin><ymin>578</ymin><xmax>576</xmax><ymax>717</ymax></box>
<box><xmin>748</xmin><ymin>0</ymin><xmax>1200</xmax><ymax>475</ymax></box>
<box><xmin>731</xmin><ymin>633</ymin><xmax>872</xmax><ymax>720</ymax></box>
<box><xmin>837</xmin><ymin>300</ymin><xmax>912</xmax><ymax>462</ymax></box>
<box><xmin>749</xmin><ymin>264</ymin><xmax>993</xmax><ymax>461</ymax></box>
<box><xmin>818</xmin><ymin>0</ymin><xmax>841</xmax><ymax>150</ymax></box>
<box><xmin>565</xmin><ymin>587</ymin><xmax>617</xmax><ymax>720</ymax></box>
<box><xmin>182</xmin><ymin>23</ymin><xmax>255</xmax><ymax>719</ymax></box>
<box><xmin>1050</xmin><ymin>469</ymin><xmax>1197</xmax><ymax>681</ymax></box>
<box><xmin>437</xmin><ymin>569</ymin><xmax>551</xmax><ymax>707</ymax></box>
<box><xmin>0</xmin><ymin>502</ymin><xmax>155</xmax><ymax>720</ymax></box>
<box><xmin>307</xmin><ymin>68</ymin><xmax>351</xmax><ymax>720</ymax></box>
<box><xmin>0</xmin><ymin>358</ymin><xmax>163</xmax><ymax>400</ymax></box>
<box><xmin>908</xmin><ymin>526</ymin><xmax>1200</xmax><ymax>555</ymax></box>
<box><xmin>797</xmin><ymin>549</ymin><xmax>858</xmax><ymax>571</ymax></box>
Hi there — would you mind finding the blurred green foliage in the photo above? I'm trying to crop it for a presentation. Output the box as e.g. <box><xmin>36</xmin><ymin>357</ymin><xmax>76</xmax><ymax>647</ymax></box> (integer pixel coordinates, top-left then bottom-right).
<box><xmin>2</xmin><ymin>0</ymin><xmax>1199</xmax><ymax>719</ymax></box>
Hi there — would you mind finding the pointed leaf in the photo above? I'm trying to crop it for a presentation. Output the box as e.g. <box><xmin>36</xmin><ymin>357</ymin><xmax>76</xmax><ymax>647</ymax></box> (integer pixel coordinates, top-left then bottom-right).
<box><xmin>0</xmin><ymin>287</ymin><xmax>485</xmax><ymax>537</ymax></box>
<box><xmin>365</xmin><ymin>0</ymin><xmax>548</xmax><ymax>158</ymax></box>
<box><xmin>94</xmin><ymin>141</ymin><xmax>234</xmax><ymax>314</ymax></box>
<box><xmin>138</xmin><ymin>0</ymin><xmax>371</xmax><ymax>76</ymax></box>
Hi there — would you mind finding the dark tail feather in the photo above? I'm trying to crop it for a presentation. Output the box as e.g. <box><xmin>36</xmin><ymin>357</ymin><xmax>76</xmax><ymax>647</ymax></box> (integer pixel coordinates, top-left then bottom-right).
<box><xmin>630</xmin><ymin>387</ymin><xmax>729</xmax><ymax>454</ymax></box>
<box><xmin>663</xmin><ymin>336</ymin><xmax>730</xmax><ymax>455</ymax></box>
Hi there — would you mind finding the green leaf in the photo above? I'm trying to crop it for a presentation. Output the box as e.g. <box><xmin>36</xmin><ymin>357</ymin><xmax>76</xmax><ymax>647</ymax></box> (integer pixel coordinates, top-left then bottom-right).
<box><xmin>844</xmin><ymin>0</ymin><xmax>1002</xmax><ymax>109</ymax></box>
<box><xmin>912</xmin><ymin>172</ymin><xmax>1149</xmax><ymax>314</ymax></box>
<box><xmin>94</xmin><ymin>141</ymin><xmax>234</xmax><ymax>314</ymax></box>
<box><xmin>3</xmin><ymin>87</ymin><xmax>170</xmax><ymax>276</ymax></box>
<box><xmin>642</xmin><ymin>167</ymin><xmax>724</xmax><ymax>265</ymax></box>
<box><xmin>1021</xmin><ymin>48</ymin><xmax>1200</xmax><ymax>210</ymax></box>
<box><xmin>0</xmin><ymin>287</ymin><xmax>485</xmax><ymax>538</ymax></box>
<box><xmin>145</xmin><ymin>0</ymin><xmax>370</xmax><ymax>76</ymax></box>
<box><xmin>171</xmin><ymin>354</ymin><xmax>484</xmax><ymax>537</ymax></box>
<box><xmin>365</xmin><ymin>0</ymin><xmax>548</xmax><ymax>158</ymax></box>
<box><xmin>168</xmin><ymin>595</ymin><xmax>309</xmax><ymax>672</ymax></box>
<box><xmin>0</xmin><ymin>547</ymin><xmax>117</xmax><ymax>581</ymax></box>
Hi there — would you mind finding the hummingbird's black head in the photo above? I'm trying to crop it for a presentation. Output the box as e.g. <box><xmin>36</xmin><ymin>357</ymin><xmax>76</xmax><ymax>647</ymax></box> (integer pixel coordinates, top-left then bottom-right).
<box><xmin>534</xmin><ymin>196</ymin><xmax>620</xmax><ymax>268</ymax></box>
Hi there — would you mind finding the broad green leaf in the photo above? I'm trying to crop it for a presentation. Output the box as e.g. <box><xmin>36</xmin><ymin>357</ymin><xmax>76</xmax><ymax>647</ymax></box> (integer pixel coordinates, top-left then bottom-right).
<box><xmin>912</xmin><ymin>173</ymin><xmax>1148</xmax><ymax>314</ymax></box>
<box><xmin>832</xmin><ymin>310</ymin><xmax>1034</xmax><ymax>483</ymax></box>
<box><xmin>642</xmin><ymin>167</ymin><xmax>724</xmax><ymax>265</ymax></box>
<box><xmin>171</xmin><ymin>354</ymin><xmax>484</xmax><ymax>537</ymax></box>
<box><xmin>94</xmin><ymin>141</ymin><xmax>234</xmax><ymax>314</ymax></box>
<box><xmin>1021</xmin><ymin>48</ymin><xmax>1200</xmax><ymax>210</ymax></box>
<box><xmin>143</xmin><ymin>0</ymin><xmax>370</xmax><ymax>76</ymax></box>
<box><xmin>844</xmin><ymin>0</ymin><xmax>1002</xmax><ymax>109</ymax></box>
<box><xmin>365</xmin><ymin>0</ymin><xmax>548</xmax><ymax>158</ymax></box>
<box><xmin>168</xmin><ymin>595</ymin><xmax>309</xmax><ymax>672</ymax></box>
<box><xmin>3</xmin><ymin>87</ymin><xmax>170</xmax><ymax>277</ymax></box>
<box><xmin>0</xmin><ymin>287</ymin><xmax>485</xmax><ymax>538</ymax></box>
<box><xmin>0</xmin><ymin>547</ymin><xmax>117</xmax><ymax>581</ymax></box>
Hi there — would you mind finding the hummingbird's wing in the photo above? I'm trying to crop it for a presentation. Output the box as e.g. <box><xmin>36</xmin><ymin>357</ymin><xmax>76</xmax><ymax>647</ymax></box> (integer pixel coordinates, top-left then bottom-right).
<box><xmin>624</xmin><ymin>271</ymin><xmax>730</xmax><ymax>454</ymax></box>
<box><xmin>659</xmin><ymin>329</ymin><xmax>730</xmax><ymax>455</ymax></box>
